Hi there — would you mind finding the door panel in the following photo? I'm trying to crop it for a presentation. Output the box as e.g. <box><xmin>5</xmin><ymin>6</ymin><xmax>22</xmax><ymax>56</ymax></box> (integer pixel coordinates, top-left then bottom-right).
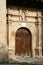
<box><xmin>25</xmin><ymin>38</ymin><xmax>30</xmax><ymax>55</ymax></box>
<box><xmin>15</xmin><ymin>37</ymin><xmax>21</xmax><ymax>55</ymax></box>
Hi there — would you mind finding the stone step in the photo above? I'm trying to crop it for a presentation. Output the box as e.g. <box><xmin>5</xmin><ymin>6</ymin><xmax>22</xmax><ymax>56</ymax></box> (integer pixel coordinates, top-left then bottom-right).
<box><xmin>0</xmin><ymin>64</ymin><xmax>20</xmax><ymax>65</ymax></box>
<box><xmin>0</xmin><ymin>57</ymin><xmax>43</xmax><ymax>64</ymax></box>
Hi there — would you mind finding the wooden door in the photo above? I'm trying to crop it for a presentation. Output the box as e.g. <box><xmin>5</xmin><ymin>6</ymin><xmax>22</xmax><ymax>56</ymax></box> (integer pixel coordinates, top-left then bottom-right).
<box><xmin>15</xmin><ymin>28</ymin><xmax>31</xmax><ymax>56</ymax></box>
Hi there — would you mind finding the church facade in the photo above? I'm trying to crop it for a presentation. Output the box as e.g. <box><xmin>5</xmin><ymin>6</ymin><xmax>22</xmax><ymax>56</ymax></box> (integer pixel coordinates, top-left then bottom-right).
<box><xmin>0</xmin><ymin>0</ymin><xmax>43</xmax><ymax>62</ymax></box>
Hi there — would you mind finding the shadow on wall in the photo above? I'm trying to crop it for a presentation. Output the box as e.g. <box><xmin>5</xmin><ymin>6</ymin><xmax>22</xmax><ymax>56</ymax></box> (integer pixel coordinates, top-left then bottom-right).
<box><xmin>0</xmin><ymin>44</ymin><xmax>8</xmax><ymax>63</ymax></box>
<box><xmin>42</xmin><ymin>11</ymin><xmax>43</xmax><ymax>56</ymax></box>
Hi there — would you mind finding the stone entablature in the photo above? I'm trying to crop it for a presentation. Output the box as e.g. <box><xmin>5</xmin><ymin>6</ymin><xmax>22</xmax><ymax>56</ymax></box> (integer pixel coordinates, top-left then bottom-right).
<box><xmin>7</xmin><ymin>7</ymin><xmax>42</xmax><ymax>23</ymax></box>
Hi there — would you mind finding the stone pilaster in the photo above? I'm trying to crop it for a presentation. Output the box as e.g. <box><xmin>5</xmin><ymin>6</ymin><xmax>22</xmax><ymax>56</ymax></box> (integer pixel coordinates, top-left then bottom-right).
<box><xmin>39</xmin><ymin>22</ymin><xmax>42</xmax><ymax>57</ymax></box>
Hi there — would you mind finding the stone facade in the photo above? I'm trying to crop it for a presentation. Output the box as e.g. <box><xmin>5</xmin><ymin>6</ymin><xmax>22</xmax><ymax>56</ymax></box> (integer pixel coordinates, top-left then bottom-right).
<box><xmin>0</xmin><ymin>0</ymin><xmax>43</xmax><ymax>62</ymax></box>
<box><xmin>0</xmin><ymin>0</ymin><xmax>8</xmax><ymax>62</ymax></box>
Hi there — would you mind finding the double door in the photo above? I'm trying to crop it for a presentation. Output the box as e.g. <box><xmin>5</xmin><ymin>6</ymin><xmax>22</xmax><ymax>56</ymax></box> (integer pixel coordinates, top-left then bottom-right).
<box><xmin>15</xmin><ymin>28</ymin><xmax>31</xmax><ymax>56</ymax></box>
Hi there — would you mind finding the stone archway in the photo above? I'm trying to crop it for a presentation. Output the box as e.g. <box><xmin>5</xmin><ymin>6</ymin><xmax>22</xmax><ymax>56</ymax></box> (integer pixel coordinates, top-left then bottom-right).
<box><xmin>15</xmin><ymin>27</ymin><xmax>32</xmax><ymax>57</ymax></box>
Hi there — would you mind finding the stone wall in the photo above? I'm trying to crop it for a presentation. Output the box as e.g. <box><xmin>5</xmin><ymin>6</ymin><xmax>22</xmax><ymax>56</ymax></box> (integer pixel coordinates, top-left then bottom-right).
<box><xmin>7</xmin><ymin>6</ymin><xmax>43</xmax><ymax>60</ymax></box>
<box><xmin>0</xmin><ymin>0</ymin><xmax>8</xmax><ymax>62</ymax></box>
<box><xmin>0</xmin><ymin>0</ymin><xmax>43</xmax><ymax>62</ymax></box>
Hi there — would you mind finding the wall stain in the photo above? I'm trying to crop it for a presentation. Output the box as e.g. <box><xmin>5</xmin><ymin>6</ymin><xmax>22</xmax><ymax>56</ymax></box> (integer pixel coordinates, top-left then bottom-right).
<box><xmin>11</xmin><ymin>31</ymin><xmax>15</xmax><ymax>37</ymax></box>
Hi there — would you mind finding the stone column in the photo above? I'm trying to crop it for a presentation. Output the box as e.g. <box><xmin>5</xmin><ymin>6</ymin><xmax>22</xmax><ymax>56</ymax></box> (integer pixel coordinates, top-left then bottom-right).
<box><xmin>39</xmin><ymin>18</ymin><xmax>42</xmax><ymax>57</ymax></box>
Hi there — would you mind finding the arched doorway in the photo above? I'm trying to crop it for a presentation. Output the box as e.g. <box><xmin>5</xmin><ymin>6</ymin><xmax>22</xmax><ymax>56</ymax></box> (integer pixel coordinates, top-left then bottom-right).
<box><xmin>15</xmin><ymin>27</ymin><xmax>32</xmax><ymax>57</ymax></box>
